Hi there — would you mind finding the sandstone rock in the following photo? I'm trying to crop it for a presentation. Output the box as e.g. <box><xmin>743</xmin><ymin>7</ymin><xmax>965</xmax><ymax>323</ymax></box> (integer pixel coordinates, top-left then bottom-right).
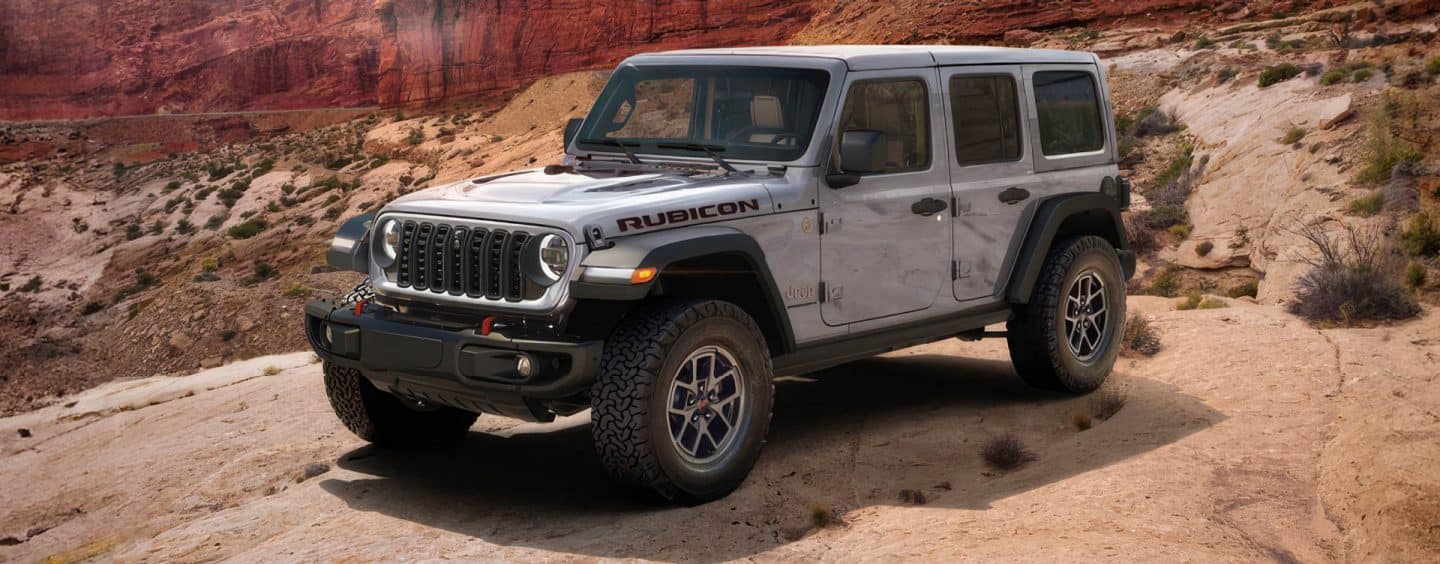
<box><xmin>1004</xmin><ymin>29</ymin><xmax>1042</xmax><ymax>45</ymax></box>
<box><xmin>168</xmin><ymin>333</ymin><xmax>194</xmax><ymax>351</ymax></box>
<box><xmin>200</xmin><ymin>356</ymin><xmax>223</xmax><ymax>369</ymax></box>
<box><xmin>1319</xmin><ymin>94</ymin><xmax>1354</xmax><ymax>129</ymax></box>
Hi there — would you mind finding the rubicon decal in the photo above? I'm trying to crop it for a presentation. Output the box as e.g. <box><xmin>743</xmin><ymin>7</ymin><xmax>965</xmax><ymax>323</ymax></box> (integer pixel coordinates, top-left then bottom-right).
<box><xmin>616</xmin><ymin>199</ymin><xmax>761</xmax><ymax>232</ymax></box>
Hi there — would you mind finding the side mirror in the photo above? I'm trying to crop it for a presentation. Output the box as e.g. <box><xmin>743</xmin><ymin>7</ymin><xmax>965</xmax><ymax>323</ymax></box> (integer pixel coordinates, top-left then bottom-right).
<box><xmin>563</xmin><ymin>118</ymin><xmax>583</xmax><ymax>149</ymax></box>
<box><xmin>838</xmin><ymin>129</ymin><xmax>886</xmax><ymax>174</ymax></box>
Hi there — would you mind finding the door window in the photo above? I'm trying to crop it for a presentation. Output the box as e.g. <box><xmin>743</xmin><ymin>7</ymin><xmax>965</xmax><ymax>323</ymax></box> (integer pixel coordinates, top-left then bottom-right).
<box><xmin>949</xmin><ymin>75</ymin><xmax>1022</xmax><ymax>166</ymax></box>
<box><xmin>1032</xmin><ymin>70</ymin><xmax>1104</xmax><ymax>156</ymax></box>
<box><xmin>837</xmin><ymin>79</ymin><xmax>930</xmax><ymax>174</ymax></box>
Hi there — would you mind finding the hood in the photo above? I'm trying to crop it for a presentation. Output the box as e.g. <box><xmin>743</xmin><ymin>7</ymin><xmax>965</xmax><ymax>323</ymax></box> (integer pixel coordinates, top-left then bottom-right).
<box><xmin>381</xmin><ymin>167</ymin><xmax>779</xmax><ymax>237</ymax></box>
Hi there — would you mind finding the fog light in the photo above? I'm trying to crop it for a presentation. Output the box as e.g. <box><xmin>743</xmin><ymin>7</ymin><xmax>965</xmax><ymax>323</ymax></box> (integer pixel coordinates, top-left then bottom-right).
<box><xmin>320</xmin><ymin>323</ymin><xmax>333</xmax><ymax>348</ymax></box>
<box><xmin>516</xmin><ymin>355</ymin><xmax>535</xmax><ymax>378</ymax></box>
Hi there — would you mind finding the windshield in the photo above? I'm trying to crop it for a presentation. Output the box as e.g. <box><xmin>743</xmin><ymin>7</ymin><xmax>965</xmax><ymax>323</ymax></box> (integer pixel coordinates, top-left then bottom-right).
<box><xmin>575</xmin><ymin>65</ymin><xmax>831</xmax><ymax>163</ymax></box>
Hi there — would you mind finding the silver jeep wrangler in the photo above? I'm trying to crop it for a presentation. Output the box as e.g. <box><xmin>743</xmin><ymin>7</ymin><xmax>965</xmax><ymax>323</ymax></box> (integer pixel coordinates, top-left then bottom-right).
<box><xmin>308</xmin><ymin>46</ymin><xmax>1134</xmax><ymax>503</ymax></box>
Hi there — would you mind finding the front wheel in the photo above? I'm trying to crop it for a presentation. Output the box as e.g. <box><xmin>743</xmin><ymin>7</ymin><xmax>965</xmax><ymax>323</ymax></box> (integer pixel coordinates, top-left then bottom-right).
<box><xmin>323</xmin><ymin>362</ymin><xmax>478</xmax><ymax>446</ymax></box>
<box><xmin>1007</xmin><ymin>236</ymin><xmax>1126</xmax><ymax>394</ymax></box>
<box><xmin>590</xmin><ymin>299</ymin><xmax>774</xmax><ymax>503</ymax></box>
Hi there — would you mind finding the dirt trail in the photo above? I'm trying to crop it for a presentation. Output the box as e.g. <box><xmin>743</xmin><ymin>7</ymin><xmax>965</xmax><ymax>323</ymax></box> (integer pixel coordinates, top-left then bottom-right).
<box><xmin>2</xmin><ymin>297</ymin><xmax>1435</xmax><ymax>562</ymax></box>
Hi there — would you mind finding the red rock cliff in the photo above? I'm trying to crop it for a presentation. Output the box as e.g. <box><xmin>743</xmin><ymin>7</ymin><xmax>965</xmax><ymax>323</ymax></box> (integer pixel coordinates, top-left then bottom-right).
<box><xmin>373</xmin><ymin>0</ymin><xmax>816</xmax><ymax>106</ymax></box>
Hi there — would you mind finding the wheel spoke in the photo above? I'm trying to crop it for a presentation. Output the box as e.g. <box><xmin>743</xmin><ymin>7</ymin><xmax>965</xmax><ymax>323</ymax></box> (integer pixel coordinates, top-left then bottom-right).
<box><xmin>665</xmin><ymin>345</ymin><xmax>747</xmax><ymax>463</ymax></box>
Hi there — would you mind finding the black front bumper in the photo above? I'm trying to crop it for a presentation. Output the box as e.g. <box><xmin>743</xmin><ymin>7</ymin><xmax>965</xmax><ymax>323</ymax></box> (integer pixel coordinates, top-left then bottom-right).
<box><xmin>305</xmin><ymin>300</ymin><xmax>602</xmax><ymax>422</ymax></box>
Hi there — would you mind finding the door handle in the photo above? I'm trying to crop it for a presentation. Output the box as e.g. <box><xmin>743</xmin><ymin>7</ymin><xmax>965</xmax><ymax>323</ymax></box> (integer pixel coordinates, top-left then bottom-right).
<box><xmin>911</xmin><ymin>197</ymin><xmax>948</xmax><ymax>216</ymax></box>
<box><xmin>998</xmin><ymin>187</ymin><xmax>1030</xmax><ymax>205</ymax></box>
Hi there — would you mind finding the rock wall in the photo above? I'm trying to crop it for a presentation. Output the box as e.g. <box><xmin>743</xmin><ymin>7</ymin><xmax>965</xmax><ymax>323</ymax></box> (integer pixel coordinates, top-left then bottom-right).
<box><xmin>373</xmin><ymin>0</ymin><xmax>815</xmax><ymax>107</ymax></box>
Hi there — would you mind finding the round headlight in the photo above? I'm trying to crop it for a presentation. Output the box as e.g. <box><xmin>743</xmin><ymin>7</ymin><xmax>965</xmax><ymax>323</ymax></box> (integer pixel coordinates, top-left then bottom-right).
<box><xmin>536</xmin><ymin>234</ymin><xmax>570</xmax><ymax>283</ymax></box>
<box><xmin>376</xmin><ymin>219</ymin><xmax>399</xmax><ymax>266</ymax></box>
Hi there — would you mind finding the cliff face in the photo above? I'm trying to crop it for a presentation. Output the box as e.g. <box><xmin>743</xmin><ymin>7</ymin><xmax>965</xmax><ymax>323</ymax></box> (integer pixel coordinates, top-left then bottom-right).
<box><xmin>373</xmin><ymin>0</ymin><xmax>815</xmax><ymax>106</ymax></box>
<box><xmin>0</xmin><ymin>0</ymin><xmax>1354</xmax><ymax>120</ymax></box>
<box><xmin>0</xmin><ymin>0</ymin><xmax>380</xmax><ymax>120</ymax></box>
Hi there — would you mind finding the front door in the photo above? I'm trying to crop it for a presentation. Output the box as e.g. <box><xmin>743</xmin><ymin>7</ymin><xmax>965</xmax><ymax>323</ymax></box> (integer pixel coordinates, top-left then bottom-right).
<box><xmin>942</xmin><ymin>65</ymin><xmax>1038</xmax><ymax>301</ymax></box>
<box><xmin>819</xmin><ymin>69</ymin><xmax>951</xmax><ymax>326</ymax></box>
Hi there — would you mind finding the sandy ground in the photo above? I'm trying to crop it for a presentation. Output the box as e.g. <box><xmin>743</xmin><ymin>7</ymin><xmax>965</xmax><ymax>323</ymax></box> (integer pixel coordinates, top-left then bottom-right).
<box><xmin>2</xmin><ymin>297</ymin><xmax>1437</xmax><ymax>562</ymax></box>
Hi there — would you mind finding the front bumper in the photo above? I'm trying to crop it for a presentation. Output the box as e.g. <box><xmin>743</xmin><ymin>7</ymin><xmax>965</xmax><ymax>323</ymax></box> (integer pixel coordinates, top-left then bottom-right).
<box><xmin>304</xmin><ymin>300</ymin><xmax>602</xmax><ymax>422</ymax></box>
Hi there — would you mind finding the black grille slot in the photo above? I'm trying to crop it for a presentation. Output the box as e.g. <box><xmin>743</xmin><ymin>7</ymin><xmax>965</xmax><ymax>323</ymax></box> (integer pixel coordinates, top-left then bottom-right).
<box><xmin>389</xmin><ymin>219</ymin><xmax>532</xmax><ymax>301</ymax></box>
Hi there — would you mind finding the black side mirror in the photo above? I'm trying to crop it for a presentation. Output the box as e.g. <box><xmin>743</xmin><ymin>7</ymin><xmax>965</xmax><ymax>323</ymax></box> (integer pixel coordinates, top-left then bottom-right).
<box><xmin>563</xmin><ymin>118</ymin><xmax>584</xmax><ymax>149</ymax></box>
<box><xmin>839</xmin><ymin>129</ymin><xmax>886</xmax><ymax>174</ymax></box>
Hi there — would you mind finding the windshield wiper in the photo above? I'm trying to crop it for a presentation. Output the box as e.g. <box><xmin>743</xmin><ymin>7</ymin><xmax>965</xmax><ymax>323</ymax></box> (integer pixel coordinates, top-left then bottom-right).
<box><xmin>578</xmin><ymin>138</ymin><xmax>642</xmax><ymax>164</ymax></box>
<box><xmin>655</xmin><ymin>142</ymin><xmax>739</xmax><ymax>173</ymax></box>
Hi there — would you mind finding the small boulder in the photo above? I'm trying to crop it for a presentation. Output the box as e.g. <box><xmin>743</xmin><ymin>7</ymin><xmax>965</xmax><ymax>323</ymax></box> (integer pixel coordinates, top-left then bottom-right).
<box><xmin>200</xmin><ymin>356</ymin><xmax>224</xmax><ymax>369</ymax></box>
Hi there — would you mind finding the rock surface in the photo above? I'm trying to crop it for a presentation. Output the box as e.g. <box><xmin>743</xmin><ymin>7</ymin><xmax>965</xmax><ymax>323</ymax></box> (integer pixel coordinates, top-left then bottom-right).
<box><xmin>1</xmin><ymin>300</ymin><xmax>1436</xmax><ymax>561</ymax></box>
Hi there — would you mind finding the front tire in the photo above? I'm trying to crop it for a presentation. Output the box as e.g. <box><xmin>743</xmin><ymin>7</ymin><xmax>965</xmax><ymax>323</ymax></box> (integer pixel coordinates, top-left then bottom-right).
<box><xmin>590</xmin><ymin>299</ymin><xmax>774</xmax><ymax>503</ymax></box>
<box><xmin>323</xmin><ymin>362</ymin><xmax>478</xmax><ymax>446</ymax></box>
<box><xmin>1007</xmin><ymin>236</ymin><xmax>1126</xmax><ymax>394</ymax></box>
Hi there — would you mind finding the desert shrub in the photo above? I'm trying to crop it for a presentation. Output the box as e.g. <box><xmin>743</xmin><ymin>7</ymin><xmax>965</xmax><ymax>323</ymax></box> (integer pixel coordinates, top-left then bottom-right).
<box><xmin>206</xmin><ymin>163</ymin><xmax>234</xmax><ymax>181</ymax></box>
<box><xmin>1404</xmin><ymin>262</ymin><xmax>1427</xmax><ymax>288</ymax></box>
<box><xmin>1399</xmin><ymin>214</ymin><xmax>1440</xmax><ymax>257</ymax></box>
<box><xmin>1120</xmin><ymin>313</ymin><xmax>1162</xmax><ymax>356</ymax></box>
<box><xmin>1353</xmin><ymin>69</ymin><xmax>1373</xmax><ymax>82</ymax></box>
<box><xmin>982</xmin><ymin>434</ymin><xmax>1035</xmax><ymax>472</ymax></box>
<box><xmin>406</xmin><ymin>128</ymin><xmax>425</xmax><ymax>145</ymax></box>
<box><xmin>282</xmin><ymin>284</ymin><xmax>310</xmax><ymax>298</ymax></box>
<box><xmin>1149</xmin><ymin>265</ymin><xmax>1182</xmax><ymax>297</ymax></box>
<box><xmin>164</xmin><ymin>180</ymin><xmax>183</xmax><ymax>192</ymax></box>
<box><xmin>125</xmin><ymin>222</ymin><xmax>143</xmax><ymax>240</ymax></box>
<box><xmin>149</xmin><ymin>220</ymin><xmax>165</xmax><ymax>235</ymax></box>
<box><xmin>1124</xmin><ymin>216</ymin><xmax>1159</xmax><ymax>254</ymax></box>
<box><xmin>262</xmin><ymin>365</ymin><xmax>281</xmax><ymax>376</ymax></box>
<box><xmin>1346</xmin><ymin>192</ymin><xmax>1383</xmax><ymax>217</ymax></box>
<box><xmin>1282</xmin><ymin>127</ymin><xmax>1307</xmax><ymax>145</ymax></box>
<box><xmin>1217</xmin><ymin>67</ymin><xmax>1238</xmax><ymax>83</ymax></box>
<box><xmin>112</xmin><ymin>162</ymin><xmax>127</xmax><ymax>179</ymax></box>
<box><xmin>1195</xmin><ymin>240</ymin><xmax>1214</xmax><ymax>256</ymax></box>
<box><xmin>252</xmin><ymin>261</ymin><xmax>277</xmax><ymax>280</ymax></box>
<box><xmin>201</xmin><ymin>257</ymin><xmax>219</xmax><ymax>272</ymax></box>
<box><xmin>1168</xmin><ymin>223</ymin><xmax>1192</xmax><ymax>239</ymax></box>
<box><xmin>1177</xmin><ymin>289</ymin><xmax>1227</xmax><ymax>310</ymax></box>
<box><xmin>1129</xmin><ymin>107</ymin><xmax>1179</xmax><ymax>138</ymax></box>
<box><xmin>204</xmin><ymin>214</ymin><xmax>226</xmax><ymax>230</ymax></box>
<box><xmin>1226</xmin><ymin>280</ymin><xmax>1260</xmax><ymax>298</ymax></box>
<box><xmin>19</xmin><ymin>276</ymin><xmax>43</xmax><ymax>292</ymax></box>
<box><xmin>1071</xmin><ymin>412</ymin><xmax>1093</xmax><ymax>430</ymax></box>
<box><xmin>220</xmin><ymin>330</ymin><xmax>237</xmax><ymax>341</ymax></box>
<box><xmin>1357</xmin><ymin>95</ymin><xmax>1422</xmax><ymax>184</ymax></box>
<box><xmin>808</xmin><ymin>501</ymin><xmax>839</xmax><ymax>528</ymax></box>
<box><xmin>227</xmin><ymin>219</ymin><xmax>267</xmax><ymax>239</ymax></box>
<box><xmin>1320</xmin><ymin>69</ymin><xmax>1347</xmax><ymax>85</ymax></box>
<box><xmin>1288</xmin><ymin>222</ymin><xmax>1420</xmax><ymax>324</ymax></box>
<box><xmin>1258</xmin><ymin>63</ymin><xmax>1302</xmax><ymax>87</ymax></box>
<box><xmin>1193</xmin><ymin>36</ymin><xmax>1215</xmax><ymax>49</ymax></box>
<box><xmin>81</xmin><ymin>301</ymin><xmax>106</xmax><ymax>315</ymax></box>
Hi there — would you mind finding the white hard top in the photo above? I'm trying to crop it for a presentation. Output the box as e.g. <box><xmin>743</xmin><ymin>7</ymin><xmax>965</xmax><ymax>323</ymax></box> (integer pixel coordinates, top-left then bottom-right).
<box><xmin>629</xmin><ymin>45</ymin><xmax>1098</xmax><ymax>71</ymax></box>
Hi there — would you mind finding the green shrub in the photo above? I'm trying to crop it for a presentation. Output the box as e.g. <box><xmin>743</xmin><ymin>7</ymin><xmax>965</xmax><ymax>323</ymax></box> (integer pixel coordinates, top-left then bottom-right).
<box><xmin>1196</xmin><ymin>241</ymin><xmax>1214</xmax><ymax>256</ymax></box>
<box><xmin>1353</xmin><ymin>69</ymin><xmax>1373</xmax><ymax>82</ymax></box>
<box><xmin>1177</xmin><ymin>290</ymin><xmax>1227</xmax><ymax>310</ymax></box>
<box><xmin>204</xmin><ymin>214</ymin><xmax>226</xmax><ymax>230</ymax></box>
<box><xmin>1149</xmin><ymin>266</ymin><xmax>1182</xmax><ymax>297</ymax></box>
<box><xmin>1399</xmin><ymin>214</ymin><xmax>1440</xmax><ymax>257</ymax></box>
<box><xmin>1258</xmin><ymin>63</ymin><xmax>1302</xmax><ymax>87</ymax></box>
<box><xmin>201</xmin><ymin>257</ymin><xmax>219</xmax><ymax>272</ymax></box>
<box><xmin>1217</xmin><ymin>67</ymin><xmax>1238</xmax><ymax>83</ymax></box>
<box><xmin>282</xmin><ymin>284</ymin><xmax>310</xmax><ymax>298</ymax></box>
<box><xmin>1346</xmin><ymin>192</ymin><xmax>1383</xmax><ymax>217</ymax></box>
<box><xmin>227</xmin><ymin>219</ymin><xmax>267</xmax><ymax>239</ymax></box>
<box><xmin>1404</xmin><ymin>262</ymin><xmax>1427</xmax><ymax>288</ymax></box>
<box><xmin>125</xmin><ymin>223</ymin><xmax>143</xmax><ymax>240</ymax></box>
<box><xmin>1320</xmin><ymin>69</ymin><xmax>1347</xmax><ymax>85</ymax></box>
<box><xmin>1427</xmin><ymin>57</ymin><xmax>1440</xmax><ymax>75</ymax></box>
<box><xmin>164</xmin><ymin>180</ymin><xmax>183</xmax><ymax>192</ymax></box>
<box><xmin>220</xmin><ymin>330</ymin><xmax>237</xmax><ymax>341</ymax></box>
<box><xmin>1357</xmin><ymin>96</ymin><xmax>1422</xmax><ymax>184</ymax></box>
<box><xmin>1193</xmin><ymin>36</ymin><xmax>1215</xmax><ymax>49</ymax></box>
<box><xmin>1169</xmin><ymin>224</ymin><xmax>1192</xmax><ymax>239</ymax></box>
<box><xmin>1282</xmin><ymin>127</ymin><xmax>1307</xmax><ymax>145</ymax></box>
<box><xmin>407</xmin><ymin>128</ymin><xmax>425</xmax><ymax>145</ymax></box>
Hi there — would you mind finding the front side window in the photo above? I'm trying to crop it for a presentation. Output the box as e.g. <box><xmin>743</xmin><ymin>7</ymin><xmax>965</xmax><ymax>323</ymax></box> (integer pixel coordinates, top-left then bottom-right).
<box><xmin>837</xmin><ymin>79</ymin><xmax>931</xmax><ymax>174</ymax></box>
<box><xmin>950</xmin><ymin>75</ymin><xmax>1022</xmax><ymax>166</ymax></box>
<box><xmin>1033</xmin><ymin>70</ymin><xmax>1105</xmax><ymax>156</ymax></box>
<box><xmin>576</xmin><ymin>66</ymin><xmax>830</xmax><ymax>162</ymax></box>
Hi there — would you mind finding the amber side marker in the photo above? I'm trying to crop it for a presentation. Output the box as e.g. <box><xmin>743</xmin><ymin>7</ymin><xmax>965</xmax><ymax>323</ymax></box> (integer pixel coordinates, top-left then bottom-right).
<box><xmin>630</xmin><ymin>267</ymin><xmax>657</xmax><ymax>284</ymax></box>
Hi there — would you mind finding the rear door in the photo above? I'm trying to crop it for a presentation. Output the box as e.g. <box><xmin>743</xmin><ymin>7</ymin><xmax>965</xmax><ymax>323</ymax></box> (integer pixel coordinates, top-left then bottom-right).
<box><xmin>942</xmin><ymin>65</ymin><xmax>1038</xmax><ymax>301</ymax></box>
<box><xmin>819</xmin><ymin>68</ymin><xmax>951</xmax><ymax>326</ymax></box>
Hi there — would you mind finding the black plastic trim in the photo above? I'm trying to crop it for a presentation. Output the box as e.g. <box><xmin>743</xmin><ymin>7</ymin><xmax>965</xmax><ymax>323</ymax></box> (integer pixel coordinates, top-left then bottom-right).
<box><xmin>773</xmin><ymin>304</ymin><xmax>1011</xmax><ymax>375</ymax></box>
<box><xmin>326</xmin><ymin>213</ymin><xmax>375</xmax><ymax>273</ymax></box>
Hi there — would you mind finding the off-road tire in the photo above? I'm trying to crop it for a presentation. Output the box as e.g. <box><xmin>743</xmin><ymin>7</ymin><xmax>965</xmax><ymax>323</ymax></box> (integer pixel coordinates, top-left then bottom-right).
<box><xmin>590</xmin><ymin>299</ymin><xmax>774</xmax><ymax>504</ymax></box>
<box><xmin>323</xmin><ymin>362</ymin><xmax>477</xmax><ymax>446</ymax></box>
<box><xmin>1007</xmin><ymin>236</ymin><xmax>1125</xmax><ymax>394</ymax></box>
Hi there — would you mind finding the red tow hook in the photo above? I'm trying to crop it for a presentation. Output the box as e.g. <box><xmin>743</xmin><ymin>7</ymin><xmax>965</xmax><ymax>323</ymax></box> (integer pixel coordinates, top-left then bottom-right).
<box><xmin>354</xmin><ymin>299</ymin><xmax>367</xmax><ymax>316</ymax></box>
<box><xmin>480</xmin><ymin>315</ymin><xmax>497</xmax><ymax>336</ymax></box>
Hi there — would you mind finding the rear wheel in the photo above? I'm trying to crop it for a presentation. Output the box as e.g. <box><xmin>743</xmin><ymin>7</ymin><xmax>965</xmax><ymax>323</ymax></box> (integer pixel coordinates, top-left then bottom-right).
<box><xmin>323</xmin><ymin>362</ymin><xmax>477</xmax><ymax>446</ymax></box>
<box><xmin>1007</xmin><ymin>236</ymin><xmax>1125</xmax><ymax>393</ymax></box>
<box><xmin>590</xmin><ymin>299</ymin><xmax>774</xmax><ymax>503</ymax></box>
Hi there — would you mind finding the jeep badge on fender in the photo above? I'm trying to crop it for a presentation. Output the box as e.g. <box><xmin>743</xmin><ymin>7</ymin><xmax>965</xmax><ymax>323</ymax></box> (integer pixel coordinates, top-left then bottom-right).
<box><xmin>307</xmin><ymin>46</ymin><xmax>1134</xmax><ymax>504</ymax></box>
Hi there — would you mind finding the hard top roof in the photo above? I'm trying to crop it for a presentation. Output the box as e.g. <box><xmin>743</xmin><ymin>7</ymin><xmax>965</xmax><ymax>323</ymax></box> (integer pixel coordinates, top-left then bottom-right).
<box><xmin>627</xmin><ymin>45</ymin><xmax>1098</xmax><ymax>70</ymax></box>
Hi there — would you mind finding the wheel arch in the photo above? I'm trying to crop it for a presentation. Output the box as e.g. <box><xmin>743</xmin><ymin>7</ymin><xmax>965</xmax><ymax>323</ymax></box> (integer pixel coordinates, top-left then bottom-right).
<box><xmin>1003</xmin><ymin>192</ymin><xmax>1132</xmax><ymax>304</ymax></box>
<box><xmin>571</xmin><ymin>226</ymin><xmax>795</xmax><ymax>356</ymax></box>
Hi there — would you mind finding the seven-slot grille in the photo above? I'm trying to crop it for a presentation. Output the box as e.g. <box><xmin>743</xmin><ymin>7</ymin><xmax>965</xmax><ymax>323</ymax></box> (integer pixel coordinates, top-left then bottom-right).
<box><xmin>394</xmin><ymin>220</ymin><xmax>532</xmax><ymax>300</ymax></box>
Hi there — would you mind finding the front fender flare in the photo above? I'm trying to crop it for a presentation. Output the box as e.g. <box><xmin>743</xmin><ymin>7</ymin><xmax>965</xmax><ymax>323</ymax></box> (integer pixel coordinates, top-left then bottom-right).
<box><xmin>326</xmin><ymin>213</ymin><xmax>375</xmax><ymax>274</ymax></box>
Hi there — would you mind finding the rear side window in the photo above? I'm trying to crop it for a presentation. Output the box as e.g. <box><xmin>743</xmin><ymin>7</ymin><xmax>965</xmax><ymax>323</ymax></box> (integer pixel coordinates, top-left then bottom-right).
<box><xmin>949</xmin><ymin>75</ymin><xmax>1022</xmax><ymax>166</ymax></box>
<box><xmin>837</xmin><ymin>79</ymin><xmax>931</xmax><ymax>174</ymax></box>
<box><xmin>1033</xmin><ymin>70</ymin><xmax>1105</xmax><ymax>156</ymax></box>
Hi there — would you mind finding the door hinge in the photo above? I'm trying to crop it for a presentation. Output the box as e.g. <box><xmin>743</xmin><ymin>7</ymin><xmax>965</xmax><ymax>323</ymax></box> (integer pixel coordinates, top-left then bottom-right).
<box><xmin>817</xmin><ymin>212</ymin><xmax>825</xmax><ymax>235</ymax></box>
<box><xmin>818</xmin><ymin>280</ymin><xmax>827</xmax><ymax>303</ymax></box>
<box><xmin>951</xmin><ymin>196</ymin><xmax>958</xmax><ymax>217</ymax></box>
<box><xmin>951</xmin><ymin>260</ymin><xmax>958</xmax><ymax>280</ymax></box>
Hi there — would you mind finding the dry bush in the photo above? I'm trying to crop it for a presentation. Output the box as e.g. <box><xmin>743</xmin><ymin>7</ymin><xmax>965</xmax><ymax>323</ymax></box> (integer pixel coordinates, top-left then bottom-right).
<box><xmin>808</xmin><ymin>501</ymin><xmax>839</xmax><ymax>527</ymax></box>
<box><xmin>1071</xmin><ymin>412</ymin><xmax>1094</xmax><ymax>431</ymax></box>
<box><xmin>982</xmin><ymin>434</ymin><xmax>1036</xmax><ymax>472</ymax></box>
<box><xmin>1120</xmin><ymin>313</ymin><xmax>1162</xmax><ymax>356</ymax></box>
<box><xmin>1091</xmin><ymin>387</ymin><xmax>1129</xmax><ymax>421</ymax></box>
<box><xmin>1287</xmin><ymin>221</ymin><xmax>1420</xmax><ymax>324</ymax></box>
<box><xmin>1124</xmin><ymin>215</ymin><xmax>1160</xmax><ymax>255</ymax></box>
<box><xmin>897</xmin><ymin>489</ymin><xmax>928</xmax><ymax>505</ymax></box>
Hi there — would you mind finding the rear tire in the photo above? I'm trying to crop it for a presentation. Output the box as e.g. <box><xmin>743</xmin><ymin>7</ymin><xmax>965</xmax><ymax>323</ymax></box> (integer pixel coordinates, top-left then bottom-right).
<box><xmin>590</xmin><ymin>299</ymin><xmax>774</xmax><ymax>504</ymax></box>
<box><xmin>1006</xmin><ymin>236</ymin><xmax>1125</xmax><ymax>394</ymax></box>
<box><xmin>323</xmin><ymin>362</ymin><xmax>477</xmax><ymax>446</ymax></box>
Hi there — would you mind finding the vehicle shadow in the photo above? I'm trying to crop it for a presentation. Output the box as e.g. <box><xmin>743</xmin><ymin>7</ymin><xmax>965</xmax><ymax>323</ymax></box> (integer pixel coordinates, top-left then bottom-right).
<box><xmin>320</xmin><ymin>353</ymin><xmax>1222</xmax><ymax>562</ymax></box>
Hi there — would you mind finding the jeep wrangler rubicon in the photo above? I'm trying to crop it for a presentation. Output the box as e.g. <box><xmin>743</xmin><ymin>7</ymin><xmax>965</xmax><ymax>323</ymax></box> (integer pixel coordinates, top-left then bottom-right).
<box><xmin>307</xmin><ymin>46</ymin><xmax>1134</xmax><ymax>503</ymax></box>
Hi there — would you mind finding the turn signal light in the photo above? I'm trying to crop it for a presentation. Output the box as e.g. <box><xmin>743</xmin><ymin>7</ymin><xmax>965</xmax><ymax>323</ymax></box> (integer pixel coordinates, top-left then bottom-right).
<box><xmin>630</xmin><ymin>267</ymin><xmax>657</xmax><ymax>284</ymax></box>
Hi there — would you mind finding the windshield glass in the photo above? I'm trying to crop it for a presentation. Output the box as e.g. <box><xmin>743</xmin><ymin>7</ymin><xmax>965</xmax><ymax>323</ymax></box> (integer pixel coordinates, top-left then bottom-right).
<box><xmin>576</xmin><ymin>65</ymin><xmax>831</xmax><ymax>163</ymax></box>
